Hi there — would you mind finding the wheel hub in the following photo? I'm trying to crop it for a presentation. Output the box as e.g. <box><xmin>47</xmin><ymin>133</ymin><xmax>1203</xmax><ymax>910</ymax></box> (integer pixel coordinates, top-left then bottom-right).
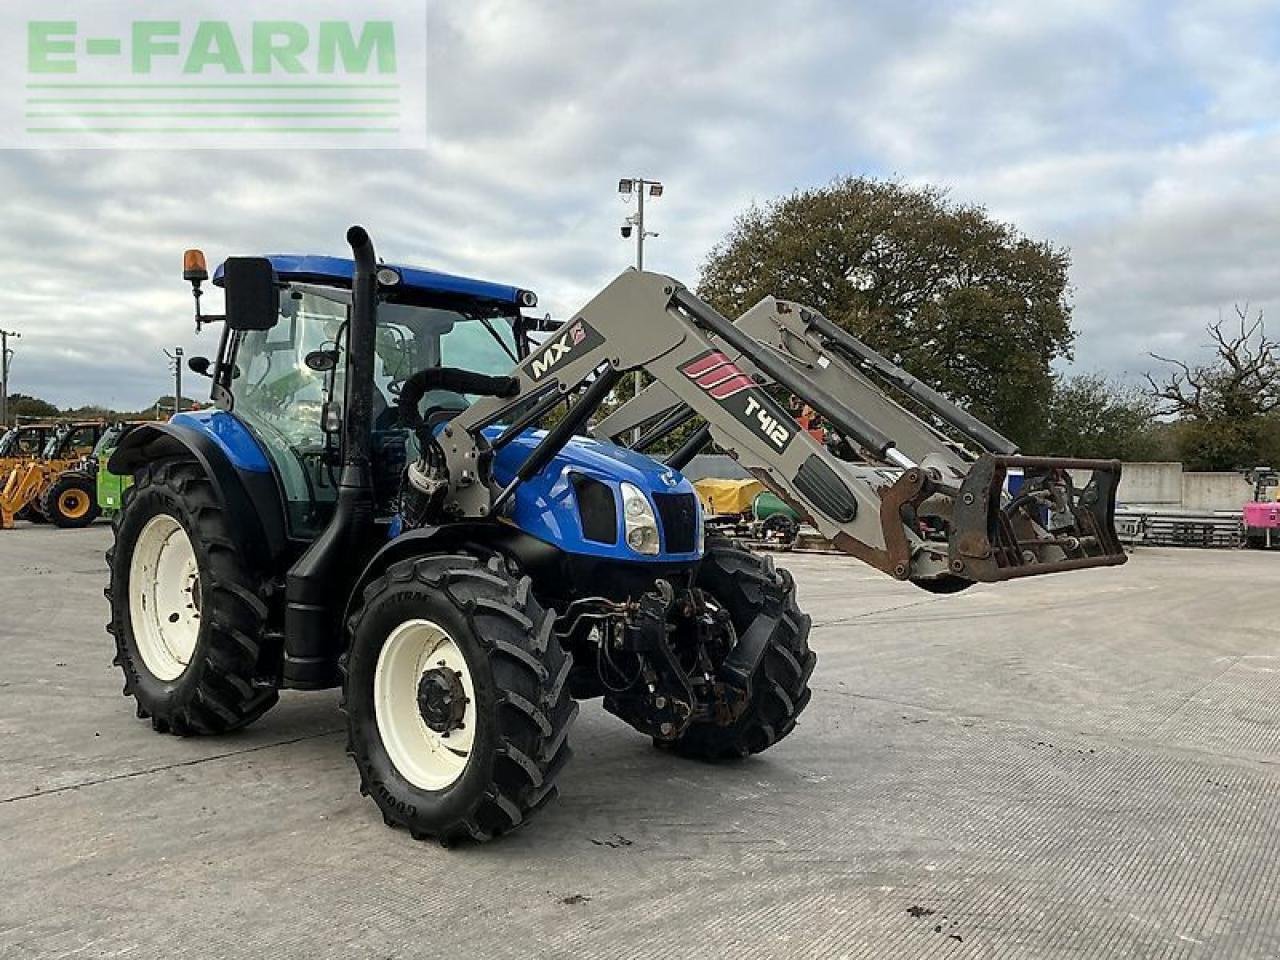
<box><xmin>375</xmin><ymin>619</ymin><xmax>477</xmax><ymax>791</ymax></box>
<box><xmin>128</xmin><ymin>513</ymin><xmax>202</xmax><ymax>682</ymax></box>
<box><xmin>417</xmin><ymin>665</ymin><xmax>467</xmax><ymax>734</ymax></box>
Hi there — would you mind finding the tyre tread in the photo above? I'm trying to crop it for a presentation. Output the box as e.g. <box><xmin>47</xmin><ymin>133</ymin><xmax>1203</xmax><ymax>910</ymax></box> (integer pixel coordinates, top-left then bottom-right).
<box><xmin>672</xmin><ymin>535</ymin><xmax>816</xmax><ymax>761</ymax></box>
<box><xmin>105</xmin><ymin>458</ymin><xmax>277</xmax><ymax>737</ymax></box>
<box><xmin>343</xmin><ymin>551</ymin><xmax>577</xmax><ymax>844</ymax></box>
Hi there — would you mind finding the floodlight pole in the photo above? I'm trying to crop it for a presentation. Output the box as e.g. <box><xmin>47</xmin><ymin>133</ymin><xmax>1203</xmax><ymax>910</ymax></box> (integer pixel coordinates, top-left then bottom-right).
<box><xmin>163</xmin><ymin>346</ymin><xmax>184</xmax><ymax>418</ymax></box>
<box><xmin>636</xmin><ymin>180</ymin><xmax>646</xmax><ymax>271</ymax></box>
<box><xmin>0</xmin><ymin>329</ymin><xmax>19</xmax><ymax>428</ymax></box>
<box><xmin>618</xmin><ymin>177</ymin><xmax>664</xmax><ymax>439</ymax></box>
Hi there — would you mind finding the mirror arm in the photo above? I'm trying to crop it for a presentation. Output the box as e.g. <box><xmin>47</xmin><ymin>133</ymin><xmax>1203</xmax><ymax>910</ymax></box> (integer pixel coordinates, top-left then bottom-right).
<box><xmin>190</xmin><ymin>280</ymin><xmax>225</xmax><ymax>333</ymax></box>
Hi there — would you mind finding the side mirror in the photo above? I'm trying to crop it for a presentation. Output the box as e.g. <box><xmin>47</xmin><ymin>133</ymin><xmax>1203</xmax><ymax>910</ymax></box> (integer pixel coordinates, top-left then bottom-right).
<box><xmin>187</xmin><ymin>356</ymin><xmax>212</xmax><ymax>378</ymax></box>
<box><xmin>222</xmin><ymin>257</ymin><xmax>280</xmax><ymax>331</ymax></box>
<box><xmin>305</xmin><ymin>349</ymin><xmax>339</xmax><ymax>372</ymax></box>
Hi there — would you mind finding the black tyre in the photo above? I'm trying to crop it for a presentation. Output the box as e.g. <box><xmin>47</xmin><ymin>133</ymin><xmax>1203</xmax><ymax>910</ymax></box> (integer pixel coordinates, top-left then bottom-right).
<box><xmin>760</xmin><ymin>512</ymin><xmax>800</xmax><ymax>550</ymax></box>
<box><xmin>106</xmin><ymin>459</ymin><xmax>277</xmax><ymax>735</ymax></box>
<box><xmin>42</xmin><ymin>472</ymin><xmax>101</xmax><ymax>528</ymax></box>
<box><xmin>343</xmin><ymin>553</ymin><xmax>577</xmax><ymax>844</ymax></box>
<box><xmin>16</xmin><ymin>503</ymin><xmax>48</xmax><ymax>524</ymax></box>
<box><xmin>670</xmin><ymin>535</ymin><xmax>816</xmax><ymax>760</ymax></box>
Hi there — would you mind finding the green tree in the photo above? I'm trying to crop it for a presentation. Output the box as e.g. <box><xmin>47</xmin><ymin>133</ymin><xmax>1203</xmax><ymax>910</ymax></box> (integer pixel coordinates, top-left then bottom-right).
<box><xmin>5</xmin><ymin>393</ymin><xmax>59</xmax><ymax>419</ymax></box>
<box><xmin>1030</xmin><ymin>374</ymin><xmax>1163</xmax><ymax>460</ymax></box>
<box><xmin>697</xmin><ymin>177</ymin><xmax>1075</xmax><ymax>447</ymax></box>
<box><xmin>1146</xmin><ymin>306</ymin><xmax>1280</xmax><ymax>470</ymax></box>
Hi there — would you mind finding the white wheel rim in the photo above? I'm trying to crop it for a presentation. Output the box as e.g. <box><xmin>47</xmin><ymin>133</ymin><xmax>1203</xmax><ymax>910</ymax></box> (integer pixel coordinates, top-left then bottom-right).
<box><xmin>129</xmin><ymin>513</ymin><xmax>202</xmax><ymax>682</ymax></box>
<box><xmin>374</xmin><ymin>619</ymin><xmax>477</xmax><ymax>791</ymax></box>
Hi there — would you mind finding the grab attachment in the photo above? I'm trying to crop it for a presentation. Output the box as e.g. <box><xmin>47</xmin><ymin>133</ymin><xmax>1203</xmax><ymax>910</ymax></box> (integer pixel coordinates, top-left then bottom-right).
<box><xmin>948</xmin><ymin>455</ymin><xmax>1127</xmax><ymax>582</ymax></box>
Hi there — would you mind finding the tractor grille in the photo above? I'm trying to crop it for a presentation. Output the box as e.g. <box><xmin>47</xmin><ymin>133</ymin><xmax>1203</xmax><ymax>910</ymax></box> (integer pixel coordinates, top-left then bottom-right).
<box><xmin>571</xmin><ymin>474</ymin><xmax>618</xmax><ymax>544</ymax></box>
<box><xmin>654</xmin><ymin>492</ymin><xmax>699</xmax><ymax>554</ymax></box>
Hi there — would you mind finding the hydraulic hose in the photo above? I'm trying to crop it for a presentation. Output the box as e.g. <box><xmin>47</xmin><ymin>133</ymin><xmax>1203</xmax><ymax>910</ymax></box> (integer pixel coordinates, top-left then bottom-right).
<box><xmin>397</xmin><ymin>367</ymin><xmax>519</xmax><ymax>431</ymax></box>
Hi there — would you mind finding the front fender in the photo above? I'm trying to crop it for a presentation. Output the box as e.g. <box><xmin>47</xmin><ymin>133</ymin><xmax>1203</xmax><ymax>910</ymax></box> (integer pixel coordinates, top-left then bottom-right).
<box><xmin>341</xmin><ymin>522</ymin><xmax>563</xmax><ymax>627</ymax></box>
<box><xmin>108</xmin><ymin>422</ymin><xmax>290</xmax><ymax>568</ymax></box>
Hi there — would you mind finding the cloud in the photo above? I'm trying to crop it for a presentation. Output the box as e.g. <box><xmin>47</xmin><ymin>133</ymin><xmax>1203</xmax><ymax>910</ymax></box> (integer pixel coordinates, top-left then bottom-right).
<box><xmin>1</xmin><ymin>0</ymin><xmax>1278</xmax><ymax>408</ymax></box>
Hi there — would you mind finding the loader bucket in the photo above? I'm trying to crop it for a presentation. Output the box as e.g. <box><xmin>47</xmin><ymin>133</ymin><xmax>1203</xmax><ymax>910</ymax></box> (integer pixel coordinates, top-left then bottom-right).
<box><xmin>947</xmin><ymin>455</ymin><xmax>1127</xmax><ymax>582</ymax></box>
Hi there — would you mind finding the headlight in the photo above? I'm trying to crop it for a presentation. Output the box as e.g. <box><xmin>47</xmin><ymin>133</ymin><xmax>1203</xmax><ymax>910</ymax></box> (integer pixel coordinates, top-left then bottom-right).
<box><xmin>620</xmin><ymin>482</ymin><xmax>660</xmax><ymax>555</ymax></box>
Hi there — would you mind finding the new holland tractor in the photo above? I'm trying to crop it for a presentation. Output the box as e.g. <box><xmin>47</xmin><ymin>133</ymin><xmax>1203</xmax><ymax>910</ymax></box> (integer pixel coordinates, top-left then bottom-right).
<box><xmin>105</xmin><ymin>227</ymin><xmax>1126</xmax><ymax>844</ymax></box>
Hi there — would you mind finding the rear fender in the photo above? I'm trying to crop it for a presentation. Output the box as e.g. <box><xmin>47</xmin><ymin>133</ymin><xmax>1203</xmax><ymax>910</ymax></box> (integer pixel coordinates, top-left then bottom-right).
<box><xmin>108</xmin><ymin>422</ymin><xmax>289</xmax><ymax>568</ymax></box>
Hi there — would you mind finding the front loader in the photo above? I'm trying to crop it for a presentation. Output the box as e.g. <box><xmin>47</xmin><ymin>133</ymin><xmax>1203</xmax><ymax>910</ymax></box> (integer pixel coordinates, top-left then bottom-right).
<box><xmin>103</xmin><ymin>226</ymin><xmax>1125</xmax><ymax>845</ymax></box>
<box><xmin>594</xmin><ymin>295</ymin><xmax>1125</xmax><ymax>587</ymax></box>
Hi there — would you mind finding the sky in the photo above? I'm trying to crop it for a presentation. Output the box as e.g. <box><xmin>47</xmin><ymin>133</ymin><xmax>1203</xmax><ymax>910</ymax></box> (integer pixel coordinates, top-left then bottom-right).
<box><xmin>2</xmin><ymin>0</ymin><xmax>1279</xmax><ymax>410</ymax></box>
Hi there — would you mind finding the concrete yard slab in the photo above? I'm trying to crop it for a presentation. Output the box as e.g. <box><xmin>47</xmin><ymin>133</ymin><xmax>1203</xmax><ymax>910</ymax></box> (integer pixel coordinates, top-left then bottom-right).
<box><xmin>2</xmin><ymin>524</ymin><xmax>1279</xmax><ymax>958</ymax></box>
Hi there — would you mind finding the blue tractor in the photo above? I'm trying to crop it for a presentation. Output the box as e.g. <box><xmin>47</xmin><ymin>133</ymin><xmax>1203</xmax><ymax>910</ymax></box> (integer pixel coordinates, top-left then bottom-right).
<box><xmin>108</xmin><ymin>227</ymin><xmax>1125</xmax><ymax>843</ymax></box>
<box><xmin>106</xmin><ymin>228</ymin><xmax>815</xmax><ymax>843</ymax></box>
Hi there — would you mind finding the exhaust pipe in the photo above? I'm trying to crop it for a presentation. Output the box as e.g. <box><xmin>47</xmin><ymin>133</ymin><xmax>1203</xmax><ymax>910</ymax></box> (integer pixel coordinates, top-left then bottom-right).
<box><xmin>283</xmin><ymin>226</ymin><xmax>379</xmax><ymax>688</ymax></box>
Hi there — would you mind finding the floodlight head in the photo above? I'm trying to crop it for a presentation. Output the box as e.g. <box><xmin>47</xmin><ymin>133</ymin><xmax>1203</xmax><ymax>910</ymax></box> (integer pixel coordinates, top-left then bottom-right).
<box><xmin>648</xmin><ymin>182</ymin><xmax>664</xmax><ymax>197</ymax></box>
<box><xmin>617</xmin><ymin>179</ymin><xmax>633</xmax><ymax>195</ymax></box>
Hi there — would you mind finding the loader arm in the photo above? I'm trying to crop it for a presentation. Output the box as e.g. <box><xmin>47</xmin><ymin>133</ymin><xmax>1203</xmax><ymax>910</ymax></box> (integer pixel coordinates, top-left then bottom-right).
<box><xmin>440</xmin><ymin>271</ymin><xmax>1126</xmax><ymax>586</ymax></box>
<box><xmin>598</xmin><ymin>296</ymin><xmax>984</xmax><ymax>473</ymax></box>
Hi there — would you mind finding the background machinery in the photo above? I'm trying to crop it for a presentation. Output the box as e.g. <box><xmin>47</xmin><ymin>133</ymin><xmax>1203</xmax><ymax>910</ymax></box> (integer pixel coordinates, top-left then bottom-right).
<box><xmin>94</xmin><ymin>423</ymin><xmax>141</xmax><ymax>517</ymax></box>
<box><xmin>694</xmin><ymin>476</ymin><xmax>804</xmax><ymax>550</ymax></box>
<box><xmin>0</xmin><ymin>421</ymin><xmax>59</xmax><ymax>468</ymax></box>
<box><xmin>104</xmin><ymin>226</ymin><xmax>1125</xmax><ymax>844</ymax></box>
<box><xmin>1243</xmin><ymin>466</ymin><xmax>1280</xmax><ymax>548</ymax></box>
<box><xmin>1</xmin><ymin>420</ymin><xmax>106</xmax><ymax>529</ymax></box>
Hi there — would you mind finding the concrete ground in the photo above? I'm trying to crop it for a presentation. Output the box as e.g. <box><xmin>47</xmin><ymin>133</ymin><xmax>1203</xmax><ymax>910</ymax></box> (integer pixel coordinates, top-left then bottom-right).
<box><xmin>2</xmin><ymin>525</ymin><xmax>1279</xmax><ymax>960</ymax></box>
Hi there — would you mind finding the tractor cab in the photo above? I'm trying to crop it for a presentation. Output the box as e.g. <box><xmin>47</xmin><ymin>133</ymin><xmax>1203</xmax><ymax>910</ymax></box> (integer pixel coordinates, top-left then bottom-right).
<box><xmin>42</xmin><ymin>421</ymin><xmax>105</xmax><ymax>461</ymax></box>
<box><xmin>0</xmin><ymin>422</ymin><xmax>58</xmax><ymax>460</ymax></box>
<box><xmin>182</xmin><ymin>253</ymin><xmax>542</xmax><ymax>539</ymax></box>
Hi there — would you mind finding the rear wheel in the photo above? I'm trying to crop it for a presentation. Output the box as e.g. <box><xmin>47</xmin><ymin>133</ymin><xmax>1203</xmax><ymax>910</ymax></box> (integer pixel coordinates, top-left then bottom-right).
<box><xmin>106</xmin><ymin>459</ymin><xmax>277</xmax><ymax>735</ymax></box>
<box><xmin>667</xmin><ymin>535</ymin><xmax>816</xmax><ymax>760</ymax></box>
<box><xmin>42</xmin><ymin>473</ymin><xmax>100</xmax><ymax>528</ymax></box>
<box><xmin>343</xmin><ymin>553</ymin><xmax>577</xmax><ymax>843</ymax></box>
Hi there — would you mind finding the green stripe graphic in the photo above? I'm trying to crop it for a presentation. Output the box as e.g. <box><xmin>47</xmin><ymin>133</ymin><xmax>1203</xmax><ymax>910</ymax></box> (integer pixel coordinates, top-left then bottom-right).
<box><xmin>27</xmin><ymin>82</ymin><xmax>400</xmax><ymax>89</ymax></box>
<box><xmin>27</xmin><ymin>111</ymin><xmax>398</xmax><ymax>118</ymax></box>
<box><xmin>28</xmin><ymin>97</ymin><xmax>399</xmax><ymax>104</ymax></box>
<box><xmin>26</xmin><ymin>126</ymin><xmax>401</xmax><ymax>134</ymax></box>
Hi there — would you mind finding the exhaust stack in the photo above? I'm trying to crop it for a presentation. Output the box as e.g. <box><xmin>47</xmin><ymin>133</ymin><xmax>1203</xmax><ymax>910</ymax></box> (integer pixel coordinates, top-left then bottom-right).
<box><xmin>282</xmin><ymin>226</ymin><xmax>379</xmax><ymax>688</ymax></box>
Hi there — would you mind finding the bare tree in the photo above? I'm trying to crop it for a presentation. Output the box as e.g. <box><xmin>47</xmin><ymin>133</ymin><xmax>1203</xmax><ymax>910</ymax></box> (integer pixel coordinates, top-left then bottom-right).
<box><xmin>1146</xmin><ymin>304</ymin><xmax>1280</xmax><ymax>420</ymax></box>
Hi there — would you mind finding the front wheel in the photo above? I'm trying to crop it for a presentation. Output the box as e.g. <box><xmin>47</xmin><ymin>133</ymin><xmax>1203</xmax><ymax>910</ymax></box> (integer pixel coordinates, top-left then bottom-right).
<box><xmin>42</xmin><ymin>472</ymin><xmax>100</xmax><ymax>528</ymax></box>
<box><xmin>343</xmin><ymin>553</ymin><xmax>578</xmax><ymax>844</ymax></box>
<box><xmin>667</xmin><ymin>536</ymin><xmax>816</xmax><ymax>760</ymax></box>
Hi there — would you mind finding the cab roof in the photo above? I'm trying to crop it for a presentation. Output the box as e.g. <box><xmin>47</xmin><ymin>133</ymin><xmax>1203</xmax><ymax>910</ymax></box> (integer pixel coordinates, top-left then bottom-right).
<box><xmin>213</xmin><ymin>254</ymin><xmax>530</xmax><ymax>308</ymax></box>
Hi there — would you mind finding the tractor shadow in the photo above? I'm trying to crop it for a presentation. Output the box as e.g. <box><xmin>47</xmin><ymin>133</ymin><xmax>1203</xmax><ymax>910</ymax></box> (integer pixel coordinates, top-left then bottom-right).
<box><xmin>269</xmin><ymin>692</ymin><xmax>812</xmax><ymax>858</ymax></box>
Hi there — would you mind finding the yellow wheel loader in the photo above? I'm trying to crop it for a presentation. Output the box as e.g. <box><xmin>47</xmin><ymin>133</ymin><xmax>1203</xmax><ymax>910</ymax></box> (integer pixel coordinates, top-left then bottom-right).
<box><xmin>1</xmin><ymin>421</ymin><xmax>107</xmax><ymax>529</ymax></box>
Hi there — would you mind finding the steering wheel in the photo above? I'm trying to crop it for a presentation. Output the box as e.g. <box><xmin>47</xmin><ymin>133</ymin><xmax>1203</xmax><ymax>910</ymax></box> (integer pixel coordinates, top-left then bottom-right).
<box><xmin>397</xmin><ymin>367</ymin><xmax>520</xmax><ymax>441</ymax></box>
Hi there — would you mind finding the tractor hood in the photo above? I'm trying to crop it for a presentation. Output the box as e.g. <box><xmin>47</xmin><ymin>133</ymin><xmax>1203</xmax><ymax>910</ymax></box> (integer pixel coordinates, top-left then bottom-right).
<box><xmin>486</xmin><ymin>428</ymin><xmax>703</xmax><ymax>563</ymax></box>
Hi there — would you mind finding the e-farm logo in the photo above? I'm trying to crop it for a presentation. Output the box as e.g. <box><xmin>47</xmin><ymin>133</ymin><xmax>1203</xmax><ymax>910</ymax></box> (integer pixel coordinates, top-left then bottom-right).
<box><xmin>4</xmin><ymin>2</ymin><xmax>426</xmax><ymax>148</ymax></box>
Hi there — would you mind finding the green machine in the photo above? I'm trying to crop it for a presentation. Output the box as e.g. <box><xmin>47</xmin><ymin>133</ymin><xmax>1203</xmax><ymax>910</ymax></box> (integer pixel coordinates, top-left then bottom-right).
<box><xmin>94</xmin><ymin>423</ymin><xmax>139</xmax><ymax>515</ymax></box>
<box><xmin>751</xmin><ymin>490</ymin><xmax>802</xmax><ymax>548</ymax></box>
